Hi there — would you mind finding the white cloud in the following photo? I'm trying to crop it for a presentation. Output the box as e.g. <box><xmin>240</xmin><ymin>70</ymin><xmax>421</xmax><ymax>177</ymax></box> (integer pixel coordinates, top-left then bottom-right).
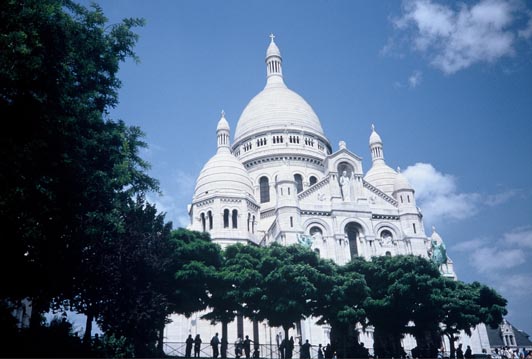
<box><xmin>402</xmin><ymin>163</ymin><xmax>520</xmax><ymax>225</ymax></box>
<box><xmin>490</xmin><ymin>273</ymin><xmax>532</xmax><ymax>296</ymax></box>
<box><xmin>394</xmin><ymin>0</ymin><xmax>530</xmax><ymax>74</ymax></box>
<box><xmin>484</xmin><ymin>189</ymin><xmax>520</xmax><ymax>206</ymax></box>
<box><xmin>408</xmin><ymin>70</ymin><xmax>423</xmax><ymax>87</ymax></box>
<box><xmin>452</xmin><ymin>238</ymin><xmax>485</xmax><ymax>252</ymax></box>
<box><xmin>518</xmin><ymin>12</ymin><xmax>532</xmax><ymax>39</ymax></box>
<box><xmin>403</xmin><ymin>163</ymin><xmax>480</xmax><ymax>223</ymax></box>
<box><xmin>504</xmin><ymin>227</ymin><xmax>532</xmax><ymax>249</ymax></box>
<box><xmin>470</xmin><ymin>247</ymin><xmax>526</xmax><ymax>273</ymax></box>
<box><xmin>452</xmin><ymin>227</ymin><xmax>532</xmax><ymax>277</ymax></box>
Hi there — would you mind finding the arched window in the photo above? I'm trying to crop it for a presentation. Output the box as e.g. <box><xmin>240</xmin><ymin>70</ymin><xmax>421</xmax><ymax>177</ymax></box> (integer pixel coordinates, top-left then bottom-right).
<box><xmin>345</xmin><ymin>222</ymin><xmax>363</xmax><ymax>258</ymax></box>
<box><xmin>200</xmin><ymin>213</ymin><xmax>206</xmax><ymax>232</ymax></box>
<box><xmin>381</xmin><ymin>230</ymin><xmax>393</xmax><ymax>243</ymax></box>
<box><xmin>294</xmin><ymin>174</ymin><xmax>303</xmax><ymax>193</ymax></box>
<box><xmin>309</xmin><ymin>176</ymin><xmax>317</xmax><ymax>186</ymax></box>
<box><xmin>310</xmin><ymin>226</ymin><xmax>323</xmax><ymax>241</ymax></box>
<box><xmin>208</xmin><ymin>211</ymin><xmax>213</xmax><ymax>230</ymax></box>
<box><xmin>259</xmin><ymin>176</ymin><xmax>270</xmax><ymax>203</ymax></box>
<box><xmin>385</xmin><ymin>251</ymin><xmax>392</xmax><ymax>257</ymax></box>
<box><xmin>247</xmin><ymin>213</ymin><xmax>251</xmax><ymax>232</ymax></box>
<box><xmin>223</xmin><ymin>209</ymin><xmax>229</xmax><ymax>228</ymax></box>
<box><xmin>252</xmin><ymin>215</ymin><xmax>255</xmax><ymax>233</ymax></box>
<box><xmin>314</xmin><ymin>248</ymin><xmax>321</xmax><ymax>257</ymax></box>
<box><xmin>232</xmin><ymin>209</ymin><xmax>238</xmax><ymax>229</ymax></box>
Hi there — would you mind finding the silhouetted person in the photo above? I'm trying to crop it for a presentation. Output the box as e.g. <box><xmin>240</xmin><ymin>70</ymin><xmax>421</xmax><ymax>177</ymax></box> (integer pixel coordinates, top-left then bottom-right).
<box><xmin>186</xmin><ymin>334</ymin><xmax>194</xmax><ymax>358</ymax></box>
<box><xmin>253</xmin><ymin>348</ymin><xmax>260</xmax><ymax>358</ymax></box>
<box><xmin>465</xmin><ymin>345</ymin><xmax>472</xmax><ymax>359</ymax></box>
<box><xmin>280</xmin><ymin>338</ymin><xmax>287</xmax><ymax>359</ymax></box>
<box><xmin>301</xmin><ymin>340</ymin><xmax>311</xmax><ymax>359</ymax></box>
<box><xmin>324</xmin><ymin>344</ymin><xmax>333</xmax><ymax>359</ymax></box>
<box><xmin>244</xmin><ymin>335</ymin><xmax>253</xmax><ymax>359</ymax></box>
<box><xmin>286</xmin><ymin>337</ymin><xmax>294</xmax><ymax>359</ymax></box>
<box><xmin>318</xmin><ymin>344</ymin><xmax>324</xmax><ymax>359</ymax></box>
<box><xmin>235</xmin><ymin>335</ymin><xmax>243</xmax><ymax>358</ymax></box>
<box><xmin>456</xmin><ymin>344</ymin><xmax>464</xmax><ymax>359</ymax></box>
<box><xmin>211</xmin><ymin>333</ymin><xmax>220</xmax><ymax>359</ymax></box>
<box><xmin>194</xmin><ymin>334</ymin><xmax>202</xmax><ymax>358</ymax></box>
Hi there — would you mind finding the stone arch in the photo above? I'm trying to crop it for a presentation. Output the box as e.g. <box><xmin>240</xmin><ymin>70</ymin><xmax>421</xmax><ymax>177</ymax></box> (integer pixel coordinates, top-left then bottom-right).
<box><xmin>339</xmin><ymin>218</ymin><xmax>370</xmax><ymax>235</ymax></box>
<box><xmin>334</xmin><ymin>159</ymin><xmax>358</xmax><ymax>175</ymax></box>
<box><xmin>373</xmin><ymin>222</ymin><xmax>401</xmax><ymax>239</ymax></box>
<box><xmin>302</xmin><ymin>218</ymin><xmax>332</xmax><ymax>236</ymax></box>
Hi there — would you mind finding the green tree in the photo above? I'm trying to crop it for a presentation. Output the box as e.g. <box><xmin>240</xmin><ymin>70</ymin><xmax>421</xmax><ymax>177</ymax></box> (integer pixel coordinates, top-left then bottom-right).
<box><xmin>257</xmin><ymin>244</ymin><xmax>322</xmax><ymax>341</ymax></box>
<box><xmin>350</xmin><ymin>255</ymin><xmax>444</xmax><ymax>358</ymax></box>
<box><xmin>96</xmin><ymin>196</ymin><xmax>173</xmax><ymax>357</ymax></box>
<box><xmin>440</xmin><ymin>279</ymin><xmax>507</xmax><ymax>358</ymax></box>
<box><xmin>170</xmin><ymin>229</ymin><xmax>222</xmax><ymax>318</ymax></box>
<box><xmin>202</xmin><ymin>244</ymin><xmax>261</xmax><ymax>349</ymax></box>
<box><xmin>314</xmin><ymin>260</ymin><xmax>369</xmax><ymax>359</ymax></box>
<box><xmin>0</xmin><ymin>0</ymin><xmax>149</xmax><ymax>330</ymax></box>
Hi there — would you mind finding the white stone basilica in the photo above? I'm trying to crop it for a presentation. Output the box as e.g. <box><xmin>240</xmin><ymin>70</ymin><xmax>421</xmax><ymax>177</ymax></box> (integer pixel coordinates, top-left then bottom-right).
<box><xmin>165</xmin><ymin>36</ymin><xmax>494</xmax><ymax>356</ymax></box>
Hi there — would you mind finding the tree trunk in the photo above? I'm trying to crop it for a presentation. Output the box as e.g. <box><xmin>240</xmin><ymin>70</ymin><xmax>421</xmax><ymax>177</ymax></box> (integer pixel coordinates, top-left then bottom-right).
<box><xmin>83</xmin><ymin>311</ymin><xmax>94</xmax><ymax>345</ymax></box>
<box><xmin>29</xmin><ymin>296</ymin><xmax>44</xmax><ymax>329</ymax></box>
<box><xmin>221</xmin><ymin>321</ymin><xmax>228</xmax><ymax>359</ymax></box>
<box><xmin>413</xmin><ymin>328</ymin><xmax>440</xmax><ymax>358</ymax></box>
<box><xmin>253</xmin><ymin>319</ymin><xmax>260</xmax><ymax>350</ymax></box>
<box><xmin>283</xmin><ymin>325</ymin><xmax>289</xmax><ymax>342</ymax></box>
<box><xmin>330</xmin><ymin>323</ymin><xmax>357</xmax><ymax>359</ymax></box>
<box><xmin>373</xmin><ymin>327</ymin><xmax>405</xmax><ymax>359</ymax></box>
<box><xmin>446</xmin><ymin>332</ymin><xmax>457</xmax><ymax>359</ymax></box>
<box><xmin>156</xmin><ymin>319</ymin><xmax>165</xmax><ymax>357</ymax></box>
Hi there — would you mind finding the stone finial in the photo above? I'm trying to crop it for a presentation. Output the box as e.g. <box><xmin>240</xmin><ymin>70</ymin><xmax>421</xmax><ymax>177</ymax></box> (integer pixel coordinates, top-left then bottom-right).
<box><xmin>371</xmin><ymin>123</ymin><xmax>375</xmax><ymax>132</ymax></box>
<box><xmin>339</xmin><ymin>140</ymin><xmax>347</xmax><ymax>150</ymax></box>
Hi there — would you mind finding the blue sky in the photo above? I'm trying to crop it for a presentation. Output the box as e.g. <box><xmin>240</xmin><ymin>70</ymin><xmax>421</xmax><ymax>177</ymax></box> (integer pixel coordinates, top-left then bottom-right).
<box><xmin>81</xmin><ymin>0</ymin><xmax>532</xmax><ymax>337</ymax></box>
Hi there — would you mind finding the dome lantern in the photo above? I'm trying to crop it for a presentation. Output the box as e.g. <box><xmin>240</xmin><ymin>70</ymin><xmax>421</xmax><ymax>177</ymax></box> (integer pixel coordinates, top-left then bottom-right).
<box><xmin>216</xmin><ymin>110</ymin><xmax>231</xmax><ymax>150</ymax></box>
<box><xmin>265</xmin><ymin>33</ymin><xmax>284</xmax><ymax>87</ymax></box>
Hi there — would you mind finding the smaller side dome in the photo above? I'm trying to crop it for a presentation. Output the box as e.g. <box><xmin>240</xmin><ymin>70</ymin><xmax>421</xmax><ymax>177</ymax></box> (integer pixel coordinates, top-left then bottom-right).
<box><xmin>193</xmin><ymin>151</ymin><xmax>255</xmax><ymax>202</ymax></box>
<box><xmin>394</xmin><ymin>168</ymin><xmax>413</xmax><ymax>192</ymax></box>
<box><xmin>194</xmin><ymin>112</ymin><xmax>256</xmax><ymax>203</ymax></box>
<box><xmin>364</xmin><ymin>162</ymin><xmax>397</xmax><ymax>195</ymax></box>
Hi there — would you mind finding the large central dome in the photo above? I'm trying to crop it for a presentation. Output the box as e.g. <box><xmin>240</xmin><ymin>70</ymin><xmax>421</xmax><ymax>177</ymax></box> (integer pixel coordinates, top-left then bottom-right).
<box><xmin>233</xmin><ymin>35</ymin><xmax>327</xmax><ymax>145</ymax></box>
<box><xmin>234</xmin><ymin>85</ymin><xmax>325</xmax><ymax>141</ymax></box>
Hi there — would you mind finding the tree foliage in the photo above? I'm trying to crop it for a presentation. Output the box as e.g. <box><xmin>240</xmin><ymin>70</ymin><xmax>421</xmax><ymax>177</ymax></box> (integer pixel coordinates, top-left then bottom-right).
<box><xmin>0</xmin><ymin>0</ymin><xmax>149</xmax><ymax>319</ymax></box>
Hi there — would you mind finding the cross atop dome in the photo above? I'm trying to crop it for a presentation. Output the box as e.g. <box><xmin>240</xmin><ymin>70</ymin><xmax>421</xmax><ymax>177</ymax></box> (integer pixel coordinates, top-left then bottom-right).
<box><xmin>269</xmin><ymin>33</ymin><xmax>275</xmax><ymax>42</ymax></box>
